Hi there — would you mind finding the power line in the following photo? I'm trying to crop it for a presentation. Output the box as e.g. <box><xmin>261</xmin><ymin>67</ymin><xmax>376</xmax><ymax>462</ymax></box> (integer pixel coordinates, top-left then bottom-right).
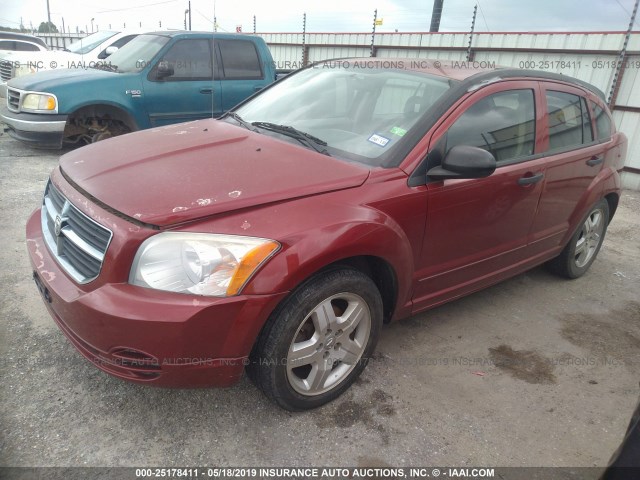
<box><xmin>614</xmin><ymin>0</ymin><xmax>640</xmax><ymax>27</ymax></box>
<box><xmin>476</xmin><ymin>1</ymin><xmax>490</xmax><ymax>31</ymax></box>
<box><xmin>97</xmin><ymin>0</ymin><xmax>179</xmax><ymax>14</ymax></box>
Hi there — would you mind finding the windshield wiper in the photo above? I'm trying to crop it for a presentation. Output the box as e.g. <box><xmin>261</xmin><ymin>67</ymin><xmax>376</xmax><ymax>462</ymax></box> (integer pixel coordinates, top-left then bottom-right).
<box><xmin>225</xmin><ymin>112</ymin><xmax>256</xmax><ymax>131</ymax></box>
<box><xmin>251</xmin><ymin>121</ymin><xmax>330</xmax><ymax>155</ymax></box>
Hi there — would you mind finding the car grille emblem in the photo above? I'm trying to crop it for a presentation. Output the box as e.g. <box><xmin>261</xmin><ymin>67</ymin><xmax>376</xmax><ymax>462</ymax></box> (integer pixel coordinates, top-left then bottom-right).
<box><xmin>54</xmin><ymin>215</ymin><xmax>63</xmax><ymax>237</ymax></box>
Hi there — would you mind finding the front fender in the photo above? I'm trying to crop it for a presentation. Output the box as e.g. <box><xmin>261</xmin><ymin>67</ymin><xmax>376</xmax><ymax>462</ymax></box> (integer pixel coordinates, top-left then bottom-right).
<box><xmin>242</xmin><ymin>204</ymin><xmax>415</xmax><ymax>319</ymax></box>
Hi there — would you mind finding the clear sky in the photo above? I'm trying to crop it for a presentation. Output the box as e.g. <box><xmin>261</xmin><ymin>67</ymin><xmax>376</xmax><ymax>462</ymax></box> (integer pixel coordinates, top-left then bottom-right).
<box><xmin>0</xmin><ymin>0</ymin><xmax>638</xmax><ymax>34</ymax></box>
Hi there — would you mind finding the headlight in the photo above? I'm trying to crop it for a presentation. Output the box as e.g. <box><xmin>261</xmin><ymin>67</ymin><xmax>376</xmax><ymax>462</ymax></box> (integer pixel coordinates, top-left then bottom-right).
<box><xmin>21</xmin><ymin>93</ymin><xmax>57</xmax><ymax>113</ymax></box>
<box><xmin>130</xmin><ymin>233</ymin><xmax>280</xmax><ymax>297</ymax></box>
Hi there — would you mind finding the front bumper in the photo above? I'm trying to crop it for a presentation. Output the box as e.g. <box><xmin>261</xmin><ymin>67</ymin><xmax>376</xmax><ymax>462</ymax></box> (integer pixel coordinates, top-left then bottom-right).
<box><xmin>1</xmin><ymin>105</ymin><xmax>67</xmax><ymax>149</ymax></box>
<box><xmin>26</xmin><ymin>207</ymin><xmax>287</xmax><ymax>388</ymax></box>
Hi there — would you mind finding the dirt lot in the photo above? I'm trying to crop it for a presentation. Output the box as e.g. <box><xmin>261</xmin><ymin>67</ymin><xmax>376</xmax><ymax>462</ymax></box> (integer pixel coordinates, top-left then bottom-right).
<box><xmin>1</xmin><ymin>131</ymin><xmax>639</xmax><ymax>469</ymax></box>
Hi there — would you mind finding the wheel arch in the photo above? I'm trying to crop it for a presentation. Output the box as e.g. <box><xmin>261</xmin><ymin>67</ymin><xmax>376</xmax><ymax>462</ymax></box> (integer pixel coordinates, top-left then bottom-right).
<box><xmin>604</xmin><ymin>192</ymin><xmax>619</xmax><ymax>224</ymax></box>
<box><xmin>65</xmin><ymin>103</ymin><xmax>139</xmax><ymax>131</ymax></box>
<box><xmin>316</xmin><ymin>255</ymin><xmax>398</xmax><ymax>324</ymax></box>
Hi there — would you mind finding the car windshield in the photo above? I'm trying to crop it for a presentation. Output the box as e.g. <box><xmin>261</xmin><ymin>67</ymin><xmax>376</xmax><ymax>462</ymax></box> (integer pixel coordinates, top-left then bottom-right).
<box><xmin>67</xmin><ymin>30</ymin><xmax>118</xmax><ymax>55</ymax></box>
<box><xmin>102</xmin><ymin>34</ymin><xmax>170</xmax><ymax>73</ymax></box>
<box><xmin>233</xmin><ymin>63</ymin><xmax>453</xmax><ymax>166</ymax></box>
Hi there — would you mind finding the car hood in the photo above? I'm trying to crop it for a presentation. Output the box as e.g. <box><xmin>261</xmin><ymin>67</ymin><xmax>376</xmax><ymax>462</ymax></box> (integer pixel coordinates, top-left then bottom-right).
<box><xmin>8</xmin><ymin>67</ymin><xmax>116</xmax><ymax>92</ymax></box>
<box><xmin>59</xmin><ymin>119</ymin><xmax>370</xmax><ymax>227</ymax></box>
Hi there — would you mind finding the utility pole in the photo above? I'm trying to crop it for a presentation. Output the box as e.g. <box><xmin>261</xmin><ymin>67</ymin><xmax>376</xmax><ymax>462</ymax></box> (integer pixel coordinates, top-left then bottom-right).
<box><xmin>189</xmin><ymin>1</ymin><xmax>192</xmax><ymax>30</ymax></box>
<box><xmin>253</xmin><ymin>15</ymin><xmax>256</xmax><ymax>33</ymax></box>
<box><xmin>370</xmin><ymin>9</ymin><xmax>377</xmax><ymax>57</ymax></box>
<box><xmin>46</xmin><ymin>0</ymin><xmax>51</xmax><ymax>25</ymax></box>
<box><xmin>466</xmin><ymin>4</ymin><xmax>477</xmax><ymax>62</ymax></box>
<box><xmin>430</xmin><ymin>0</ymin><xmax>444</xmax><ymax>32</ymax></box>
<box><xmin>62</xmin><ymin>17</ymin><xmax>65</xmax><ymax>34</ymax></box>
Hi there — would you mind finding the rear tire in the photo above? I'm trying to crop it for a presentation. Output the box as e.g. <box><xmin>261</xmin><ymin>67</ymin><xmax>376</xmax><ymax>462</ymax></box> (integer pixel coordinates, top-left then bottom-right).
<box><xmin>547</xmin><ymin>198</ymin><xmax>609</xmax><ymax>279</ymax></box>
<box><xmin>247</xmin><ymin>267</ymin><xmax>383</xmax><ymax>411</ymax></box>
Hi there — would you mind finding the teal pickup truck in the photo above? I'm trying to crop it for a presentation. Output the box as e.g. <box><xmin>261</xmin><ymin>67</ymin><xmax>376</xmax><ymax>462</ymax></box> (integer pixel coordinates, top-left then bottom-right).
<box><xmin>1</xmin><ymin>31</ymin><xmax>276</xmax><ymax>148</ymax></box>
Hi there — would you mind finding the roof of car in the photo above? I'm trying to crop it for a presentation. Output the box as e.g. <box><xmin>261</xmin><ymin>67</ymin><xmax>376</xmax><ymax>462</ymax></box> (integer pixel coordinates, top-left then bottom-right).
<box><xmin>143</xmin><ymin>30</ymin><xmax>260</xmax><ymax>38</ymax></box>
<box><xmin>0</xmin><ymin>32</ymin><xmax>47</xmax><ymax>48</ymax></box>
<box><xmin>316</xmin><ymin>57</ymin><xmax>606</xmax><ymax>100</ymax></box>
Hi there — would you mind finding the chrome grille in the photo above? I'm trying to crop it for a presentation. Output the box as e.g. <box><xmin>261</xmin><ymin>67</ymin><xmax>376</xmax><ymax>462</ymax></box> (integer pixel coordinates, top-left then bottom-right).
<box><xmin>41</xmin><ymin>181</ymin><xmax>113</xmax><ymax>283</ymax></box>
<box><xmin>0</xmin><ymin>60</ymin><xmax>13</xmax><ymax>82</ymax></box>
<box><xmin>7</xmin><ymin>87</ymin><xmax>20</xmax><ymax>112</ymax></box>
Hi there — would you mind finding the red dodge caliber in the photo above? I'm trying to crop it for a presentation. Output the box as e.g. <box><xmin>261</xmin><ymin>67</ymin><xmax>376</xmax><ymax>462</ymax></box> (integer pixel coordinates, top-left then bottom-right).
<box><xmin>26</xmin><ymin>59</ymin><xmax>627</xmax><ymax>410</ymax></box>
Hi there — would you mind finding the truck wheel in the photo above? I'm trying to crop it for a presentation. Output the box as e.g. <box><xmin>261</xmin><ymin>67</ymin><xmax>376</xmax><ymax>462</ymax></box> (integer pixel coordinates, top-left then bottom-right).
<box><xmin>547</xmin><ymin>198</ymin><xmax>609</xmax><ymax>279</ymax></box>
<box><xmin>248</xmin><ymin>267</ymin><xmax>383</xmax><ymax>411</ymax></box>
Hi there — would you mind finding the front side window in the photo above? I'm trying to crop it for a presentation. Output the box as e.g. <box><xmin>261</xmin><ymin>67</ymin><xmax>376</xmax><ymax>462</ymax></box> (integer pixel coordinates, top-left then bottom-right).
<box><xmin>98</xmin><ymin>34</ymin><xmax>138</xmax><ymax>59</ymax></box>
<box><xmin>157</xmin><ymin>39</ymin><xmax>212</xmax><ymax>80</ymax></box>
<box><xmin>446</xmin><ymin>89</ymin><xmax>536</xmax><ymax>163</ymax></box>
<box><xmin>217</xmin><ymin>40</ymin><xmax>262</xmax><ymax>79</ymax></box>
<box><xmin>546</xmin><ymin>90</ymin><xmax>593</xmax><ymax>151</ymax></box>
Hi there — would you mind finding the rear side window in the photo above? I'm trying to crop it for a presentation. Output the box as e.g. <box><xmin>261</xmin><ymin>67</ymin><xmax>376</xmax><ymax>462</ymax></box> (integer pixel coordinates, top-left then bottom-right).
<box><xmin>591</xmin><ymin>101</ymin><xmax>613</xmax><ymax>141</ymax></box>
<box><xmin>1</xmin><ymin>40</ymin><xmax>41</xmax><ymax>51</ymax></box>
<box><xmin>217</xmin><ymin>40</ymin><xmax>262</xmax><ymax>79</ymax></box>
<box><xmin>446</xmin><ymin>89</ymin><xmax>536</xmax><ymax>163</ymax></box>
<box><xmin>546</xmin><ymin>91</ymin><xmax>593</xmax><ymax>151</ymax></box>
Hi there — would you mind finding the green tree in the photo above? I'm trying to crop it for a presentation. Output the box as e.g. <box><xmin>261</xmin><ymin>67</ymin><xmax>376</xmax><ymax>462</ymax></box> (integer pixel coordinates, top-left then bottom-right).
<box><xmin>37</xmin><ymin>21</ymin><xmax>58</xmax><ymax>33</ymax></box>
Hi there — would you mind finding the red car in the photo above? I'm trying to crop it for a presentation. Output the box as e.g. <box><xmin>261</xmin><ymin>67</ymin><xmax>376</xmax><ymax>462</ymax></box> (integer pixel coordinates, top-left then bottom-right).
<box><xmin>26</xmin><ymin>59</ymin><xmax>626</xmax><ymax>410</ymax></box>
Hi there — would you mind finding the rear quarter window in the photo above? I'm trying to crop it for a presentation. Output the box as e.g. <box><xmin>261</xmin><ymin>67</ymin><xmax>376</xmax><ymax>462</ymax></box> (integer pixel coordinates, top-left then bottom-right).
<box><xmin>591</xmin><ymin>101</ymin><xmax>613</xmax><ymax>141</ymax></box>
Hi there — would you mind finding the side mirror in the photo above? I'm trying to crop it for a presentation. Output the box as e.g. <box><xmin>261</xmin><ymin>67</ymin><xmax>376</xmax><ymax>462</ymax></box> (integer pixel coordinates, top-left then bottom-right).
<box><xmin>156</xmin><ymin>61</ymin><xmax>174</xmax><ymax>80</ymax></box>
<box><xmin>427</xmin><ymin>145</ymin><xmax>496</xmax><ymax>180</ymax></box>
<box><xmin>105</xmin><ymin>46</ymin><xmax>119</xmax><ymax>56</ymax></box>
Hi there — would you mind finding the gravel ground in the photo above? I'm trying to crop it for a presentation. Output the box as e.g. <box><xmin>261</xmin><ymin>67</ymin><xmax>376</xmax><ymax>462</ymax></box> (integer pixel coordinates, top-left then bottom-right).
<box><xmin>0</xmin><ymin>131</ymin><xmax>639</xmax><ymax>470</ymax></box>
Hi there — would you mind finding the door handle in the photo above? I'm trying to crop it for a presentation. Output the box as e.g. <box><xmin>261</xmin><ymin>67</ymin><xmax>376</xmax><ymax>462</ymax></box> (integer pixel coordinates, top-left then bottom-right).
<box><xmin>586</xmin><ymin>156</ymin><xmax>603</xmax><ymax>167</ymax></box>
<box><xmin>199</xmin><ymin>88</ymin><xmax>213</xmax><ymax>94</ymax></box>
<box><xmin>517</xmin><ymin>172</ymin><xmax>544</xmax><ymax>186</ymax></box>
<box><xmin>254</xmin><ymin>86</ymin><xmax>264</xmax><ymax>92</ymax></box>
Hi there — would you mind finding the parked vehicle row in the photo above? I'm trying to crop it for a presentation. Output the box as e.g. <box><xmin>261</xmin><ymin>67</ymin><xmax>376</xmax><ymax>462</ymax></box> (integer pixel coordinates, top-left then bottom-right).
<box><xmin>24</xmin><ymin>58</ymin><xmax>626</xmax><ymax>410</ymax></box>
<box><xmin>1</xmin><ymin>32</ymin><xmax>276</xmax><ymax>148</ymax></box>
<box><xmin>0</xmin><ymin>30</ymin><xmax>141</xmax><ymax>97</ymax></box>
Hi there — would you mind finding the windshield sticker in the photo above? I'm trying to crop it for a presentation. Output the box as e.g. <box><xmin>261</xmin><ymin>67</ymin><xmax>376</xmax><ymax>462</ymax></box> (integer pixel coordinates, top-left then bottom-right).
<box><xmin>368</xmin><ymin>134</ymin><xmax>391</xmax><ymax>147</ymax></box>
<box><xmin>390</xmin><ymin>126</ymin><xmax>407</xmax><ymax>137</ymax></box>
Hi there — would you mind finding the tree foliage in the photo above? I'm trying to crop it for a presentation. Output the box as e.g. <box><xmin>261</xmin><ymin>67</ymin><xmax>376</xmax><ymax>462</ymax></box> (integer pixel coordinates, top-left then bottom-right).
<box><xmin>38</xmin><ymin>21</ymin><xmax>58</xmax><ymax>33</ymax></box>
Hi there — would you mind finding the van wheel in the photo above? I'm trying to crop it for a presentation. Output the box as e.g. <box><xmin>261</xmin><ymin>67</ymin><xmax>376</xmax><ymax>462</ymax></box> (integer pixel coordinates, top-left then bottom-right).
<box><xmin>247</xmin><ymin>267</ymin><xmax>383</xmax><ymax>411</ymax></box>
<box><xmin>547</xmin><ymin>199</ymin><xmax>609</xmax><ymax>279</ymax></box>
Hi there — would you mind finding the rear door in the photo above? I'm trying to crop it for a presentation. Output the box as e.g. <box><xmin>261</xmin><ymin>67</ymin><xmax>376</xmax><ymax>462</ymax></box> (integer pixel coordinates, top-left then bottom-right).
<box><xmin>142</xmin><ymin>38</ymin><xmax>222</xmax><ymax>126</ymax></box>
<box><xmin>216</xmin><ymin>39</ymin><xmax>271</xmax><ymax>112</ymax></box>
<box><xmin>527</xmin><ymin>83</ymin><xmax>607</xmax><ymax>256</ymax></box>
<box><xmin>412</xmin><ymin>81</ymin><xmax>547</xmax><ymax>310</ymax></box>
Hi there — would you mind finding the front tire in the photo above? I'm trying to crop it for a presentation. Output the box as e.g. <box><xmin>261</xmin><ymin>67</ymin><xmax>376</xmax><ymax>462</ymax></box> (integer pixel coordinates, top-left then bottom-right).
<box><xmin>248</xmin><ymin>267</ymin><xmax>383</xmax><ymax>411</ymax></box>
<box><xmin>547</xmin><ymin>198</ymin><xmax>610</xmax><ymax>279</ymax></box>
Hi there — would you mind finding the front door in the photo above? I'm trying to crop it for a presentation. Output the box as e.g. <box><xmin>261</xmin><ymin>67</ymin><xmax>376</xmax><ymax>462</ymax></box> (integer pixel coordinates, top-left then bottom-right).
<box><xmin>142</xmin><ymin>38</ymin><xmax>222</xmax><ymax>127</ymax></box>
<box><xmin>412</xmin><ymin>81</ymin><xmax>546</xmax><ymax>311</ymax></box>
